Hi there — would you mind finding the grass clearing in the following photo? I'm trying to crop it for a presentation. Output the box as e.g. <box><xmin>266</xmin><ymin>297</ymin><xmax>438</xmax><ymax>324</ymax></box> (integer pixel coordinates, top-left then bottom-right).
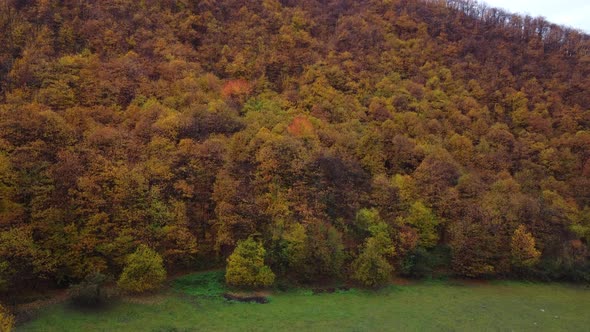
<box><xmin>172</xmin><ymin>271</ymin><xmax>228</xmax><ymax>300</ymax></box>
<box><xmin>16</xmin><ymin>272</ymin><xmax>590</xmax><ymax>331</ymax></box>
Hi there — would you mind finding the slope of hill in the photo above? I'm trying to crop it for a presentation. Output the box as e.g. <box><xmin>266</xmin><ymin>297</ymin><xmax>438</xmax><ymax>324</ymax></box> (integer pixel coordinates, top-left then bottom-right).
<box><xmin>0</xmin><ymin>0</ymin><xmax>589</xmax><ymax>294</ymax></box>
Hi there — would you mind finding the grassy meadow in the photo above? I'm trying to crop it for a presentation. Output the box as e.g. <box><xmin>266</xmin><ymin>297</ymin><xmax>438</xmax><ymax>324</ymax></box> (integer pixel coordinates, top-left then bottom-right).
<box><xmin>16</xmin><ymin>272</ymin><xmax>590</xmax><ymax>332</ymax></box>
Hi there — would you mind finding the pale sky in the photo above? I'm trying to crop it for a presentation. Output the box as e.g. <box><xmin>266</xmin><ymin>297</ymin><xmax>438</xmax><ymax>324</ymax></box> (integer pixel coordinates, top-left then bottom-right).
<box><xmin>482</xmin><ymin>0</ymin><xmax>590</xmax><ymax>33</ymax></box>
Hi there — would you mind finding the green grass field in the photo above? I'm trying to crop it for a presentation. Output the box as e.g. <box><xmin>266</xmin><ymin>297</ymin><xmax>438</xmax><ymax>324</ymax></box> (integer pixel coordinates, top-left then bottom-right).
<box><xmin>17</xmin><ymin>272</ymin><xmax>590</xmax><ymax>332</ymax></box>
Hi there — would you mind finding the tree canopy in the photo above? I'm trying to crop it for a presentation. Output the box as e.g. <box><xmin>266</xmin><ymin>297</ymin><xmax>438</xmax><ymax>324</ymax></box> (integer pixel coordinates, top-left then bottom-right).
<box><xmin>0</xmin><ymin>0</ymin><xmax>589</xmax><ymax>294</ymax></box>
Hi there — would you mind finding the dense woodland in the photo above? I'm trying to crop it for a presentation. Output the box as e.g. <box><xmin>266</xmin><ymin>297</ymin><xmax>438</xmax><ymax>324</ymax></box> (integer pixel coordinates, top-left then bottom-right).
<box><xmin>0</xmin><ymin>0</ymin><xmax>590</xmax><ymax>296</ymax></box>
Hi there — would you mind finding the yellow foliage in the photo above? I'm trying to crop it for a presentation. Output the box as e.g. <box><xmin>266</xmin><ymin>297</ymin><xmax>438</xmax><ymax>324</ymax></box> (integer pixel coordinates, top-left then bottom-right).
<box><xmin>511</xmin><ymin>225</ymin><xmax>541</xmax><ymax>268</ymax></box>
<box><xmin>0</xmin><ymin>304</ymin><xmax>14</xmax><ymax>332</ymax></box>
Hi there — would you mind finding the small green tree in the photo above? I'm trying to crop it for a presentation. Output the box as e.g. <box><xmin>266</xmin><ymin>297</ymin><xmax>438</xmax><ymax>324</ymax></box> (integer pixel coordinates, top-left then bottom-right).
<box><xmin>570</xmin><ymin>206</ymin><xmax>590</xmax><ymax>243</ymax></box>
<box><xmin>511</xmin><ymin>225</ymin><xmax>541</xmax><ymax>268</ymax></box>
<box><xmin>398</xmin><ymin>201</ymin><xmax>440</xmax><ymax>248</ymax></box>
<box><xmin>0</xmin><ymin>304</ymin><xmax>13</xmax><ymax>332</ymax></box>
<box><xmin>352</xmin><ymin>223</ymin><xmax>395</xmax><ymax>287</ymax></box>
<box><xmin>293</xmin><ymin>222</ymin><xmax>345</xmax><ymax>283</ymax></box>
<box><xmin>117</xmin><ymin>245</ymin><xmax>167</xmax><ymax>293</ymax></box>
<box><xmin>282</xmin><ymin>223</ymin><xmax>307</xmax><ymax>271</ymax></box>
<box><xmin>225</xmin><ymin>238</ymin><xmax>275</xmax><ymax>288</ymax></box>
<box><xmin>69</xmin><ymin>272</ymin><xmax>114</xmax><ymax>307</ymax></box>
<box><xmin>355</xmin><ymin>208</ymin><xmax>382</xmax><ymax>230</ymax></box>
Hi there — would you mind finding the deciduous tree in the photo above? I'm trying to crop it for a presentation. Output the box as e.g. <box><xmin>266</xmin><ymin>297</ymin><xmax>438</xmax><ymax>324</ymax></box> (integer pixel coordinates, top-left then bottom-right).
<box><xmin>117</xmin><ymin>245</ymin><xmax>167</xmax><ymax>293</ymax></box>
<box><xmin>225</xmin><ymin>237</ymin><xmax>275</xmax><ymax>288</ymax></box>
<box><xmin>511</xmin><ymin>225</ymin><xmax>541</xmax><ymax>268</ymax></box>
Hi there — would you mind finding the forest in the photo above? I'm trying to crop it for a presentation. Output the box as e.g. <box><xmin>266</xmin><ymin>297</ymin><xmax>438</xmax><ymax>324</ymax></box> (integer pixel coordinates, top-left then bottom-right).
<box><xmin>0</xmin><ymin>0</ymin><xmax>589</xmax><ymax>306</ymax></box>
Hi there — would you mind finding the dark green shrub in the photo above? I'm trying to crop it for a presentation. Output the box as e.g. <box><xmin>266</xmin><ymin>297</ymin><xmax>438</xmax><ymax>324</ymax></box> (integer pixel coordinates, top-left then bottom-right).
<box><xmin>531</xmin><ymin>259</ymin><xmax>590</xmax><ymax>283</ymax></box>
<box><xmin>401</xmin><ymin>246</ymin><xmax>451</xmax><ymax>279</ymax></box>
<box><xmin>173</xmin><ymin>271</ymin><xmax>226</xmax><ymax>299</ymax></box>
<box><xmin>293</xmin><ymin>222</ymin><xmax>345</xmax><ymax>283</ymax></box>
<box><xmin>68</xmin><ymin>272</ymin><xmax>115</xmax><ymax>308</ymax></box>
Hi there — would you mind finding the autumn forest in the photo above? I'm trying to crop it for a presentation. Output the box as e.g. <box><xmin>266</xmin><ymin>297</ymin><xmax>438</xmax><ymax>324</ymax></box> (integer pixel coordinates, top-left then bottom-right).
<box><xmin>1</xmin><ymin>0</ymin><xmax>590</xmax><ymax>302</ymax></box>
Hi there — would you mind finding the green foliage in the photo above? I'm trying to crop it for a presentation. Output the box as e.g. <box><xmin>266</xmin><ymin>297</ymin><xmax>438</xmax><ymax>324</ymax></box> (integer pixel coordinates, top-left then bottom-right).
<box><xmin>68</xmin><ymin>272</ymin><xmax>115</xmax><ymax>308</ymax></box>
<box><xmin>1</xmin><ymin>0</ymin><xmax>590</xmax><ymax>293</ymax></box>
<box><xmin>570</xmin><ymin>207</ymin><xmax>590</xmax><ymax>243</ymax></box>
<box><xmin>354</xmin><ymin>208</ymin><xmax>382</xmax><ymax>233</ymax></box>
<box><xmin>351</xmin><ymin>222</ymin><xmax>395</xmax><ymax>287</ymax></box>
<box><xmin>293</xmin><ymin>223</ymin><xmax>345</xmax><ymax>283</ymax></box>
<box><xmin>352</xmin><ymin>242</ymin><xmax>392</xmax><ymax>287</ymax></box>
<box><xmin>264</xmin><ymin>223</ymin><xmax>308</xmax><ymax>279</ymax></box>
<box><xmin>117</xmin><ymin>245</ymin><xmax>167</xmax><ymax>293</ymax></box>
<box><xmin>0</xmin><ymin>261</ymin><xmax>9</xmax><ymax>292</ymax></box>
<box><xmin>398</xmin><ymin>201</ymin><xmax>441</xmax><ymax>248</ymax></box>
<box><xmin>532</xmin><ymin>259</ymin><xmax>590</xmax><ymax>283</ymax></box>
<box><xmin>225</xmin><ymin>238</ymin><xmax>275</xmax><ymax>288</ymax></box>
<box><xmin>401</xmin><ymin>246</ymin><xmax>452</xmax><ymax>279</ymax></box>
<box><xmin>173</xmin><ymin>271</ymin><xmax>227</xmax><ymax>299</ymax></box>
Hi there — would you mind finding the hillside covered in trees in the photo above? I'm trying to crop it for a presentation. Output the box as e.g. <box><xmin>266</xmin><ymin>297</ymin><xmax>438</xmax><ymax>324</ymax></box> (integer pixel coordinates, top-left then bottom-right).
<box><xmin>1</xmin><ymin>0</ymin><xmax>589</xmax><ymax>295</ymax></box>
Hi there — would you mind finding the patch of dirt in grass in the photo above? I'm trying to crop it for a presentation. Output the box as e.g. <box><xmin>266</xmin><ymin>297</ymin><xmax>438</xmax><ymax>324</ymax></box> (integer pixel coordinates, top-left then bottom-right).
<box><xmin>392</xmin><ymin>277</ymin><xmax>415</xmax><ymax>286</ymax></box>
<box><xmin>311</xmin><ymin>286</ymin><xmax>351</xmax><ymax>294</ymax></box>
<box><xmin>16</xmin><ymin>290</ymin><xmax>69</xmax><ymax>310</ymax></box>
<box><xmin>451</xmin><ymin>278</ymin><xmax>490</xmax><ymax>286</ymax></box>
<box><xmin>123</xmin><ymin>292</ymin><xmax>167</xmax><ymax>305</ymax></box>
<box><xmin>13</xmin><ymin>290</ymin><xmax>70</xmax><ymax>325</ymax></box>
<box><xmin>223</xmin><ymin>292</ymin><xmax>269</xmax><ymax>304</ymax></box>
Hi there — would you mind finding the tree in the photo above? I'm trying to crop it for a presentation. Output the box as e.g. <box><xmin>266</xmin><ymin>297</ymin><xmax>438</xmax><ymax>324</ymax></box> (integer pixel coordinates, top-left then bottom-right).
<box><xmin>571</xmin><ymin>207</ymin><xmax>590</xmax><ymax>244</ymax></box>
<box><xmin>398</xmin><ymin>201</ymin><xmax>441</xmax><ymax>248</ymax></box>
<box><xmin>68</xmin><ymin>272</ymin><xmax>114</xmax><ymax>307</ymax></box>
<box><xmin>281</xmin><ymin>223</ymin><xmax>307</xmax><ymax>273</ymax></box>
<box><xmin>511</xmin><ymin>225</ymin><xmax>541</xmax><ymax>268</ymax></box>
<box><xmin>117</xmin><ymin>245</ymin><xmax>167</xmax><ymax>293</ymax></box>
<box><xmin>293</xmin><ymin>222</ymin><xmax>345</xmax><ymax>283</ymax></box>
<box><xmin>1</xmin><ymin>0</ymin><xmax>589</xmax><ymax>293</ymax></box>
<box><xmin>352</xmin><ymin>223</ymin><xmax>395</xmax><ymax>287</ymax></box>
<box><xmin>413</xmin><ymin>151</ymin><xmax>460</xmax><ymax>208</ymax></box>
<box><xmin>225</xmin><ymin>238</ymin><xmax>275</xmax><ymax>288</ymax></box>
<box><xmin>448</xmin><ymin>218</ymin><xmax>497</xmax><ymax>278</ymax></box>
<box><xmin>0</xmin><ymin>261</ymin><xmax>8</xmax><ymax>292</ymax></box>
<box><xmin>0</xmin><ymin>304</ymin><xmax>13</xmax><ymax>332</ymax></box>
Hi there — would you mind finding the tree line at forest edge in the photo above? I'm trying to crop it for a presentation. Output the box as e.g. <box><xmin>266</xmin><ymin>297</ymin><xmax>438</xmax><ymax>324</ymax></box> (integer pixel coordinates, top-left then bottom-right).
<box><xmin>0</xmin><ymin>0</ymin><xmax>589</xmax><ymax>296</ymax></box>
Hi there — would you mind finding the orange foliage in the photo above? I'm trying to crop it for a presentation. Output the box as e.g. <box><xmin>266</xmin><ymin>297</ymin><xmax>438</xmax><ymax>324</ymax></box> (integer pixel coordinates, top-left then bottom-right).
<box><xmin>287</xmin><ymin>116</ymin><xmax>314</xmax><ymax>137</ymax></box>
<box><xmin>1</xmin><ymin>0</ymin><xmax>590</xmax><ymax>294</ymax></box>
<box><xmin>221</xmin><ymin>79</ymin><xmax>251</xmax><ymax>99</ymax></box>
